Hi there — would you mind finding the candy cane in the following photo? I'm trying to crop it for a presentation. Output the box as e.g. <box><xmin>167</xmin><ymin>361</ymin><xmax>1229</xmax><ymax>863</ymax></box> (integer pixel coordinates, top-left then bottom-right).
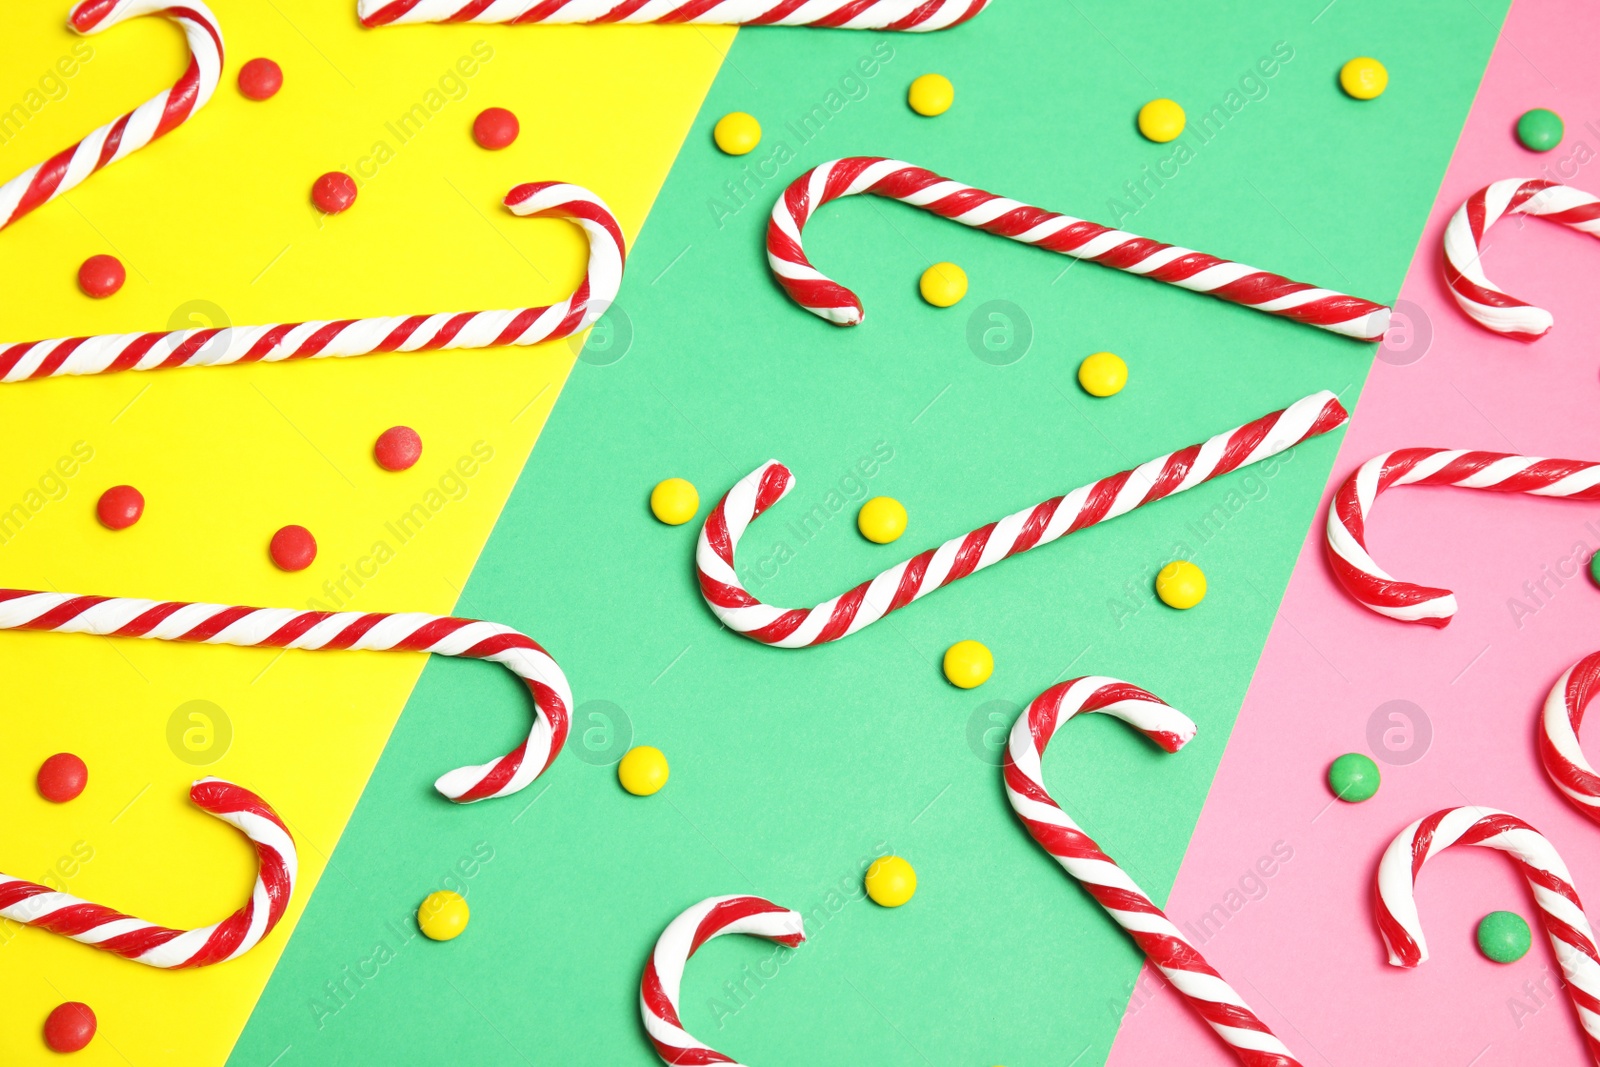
<box><xmin>699</xmin><ymin>390</ymin><xmax>1347</xmax><ymax>647</ymax></box>
<box><xmin>0</xmin><ymin>182</ymin><xmax>623</xmax><ymax>382</ymax></box>
<box><xmin>0</xmin><ymin>778</ymin><xmax>293</xmax><ymax>968</ymax></box>
<box><xmin>359</xmin><ymin>0</ymin><xmax>987</xmax><ymax>31</ymax></box>
<box><xmin>1005</xmin><ymin>676</ymin><xmax>1301</xmax><ymax>1066</ymax></box>
<box><xmin>1</xmin><ymin>1</ymin><xmax>224</xmax><ymax>232</ymax></box>
<box><xmin>1542</xmin><ymin>653</ymin><xmax>1600</xmax><ymax>827</ymax></box>
<box><xmin>640</xmin><ymin>895</ymin><xmax>805</xmax><ymax>1065</ymax></box>
<box><xmin>1326</xmin><ymin>448</ymin><xmax>1600</xmax><ymax>627</ymax></box>
<box><xmin>1443</xmin><ymin>179</ymin><xmax>1600</xmax><ymax>341</ymax></box>
<box><xmin>0</xmin><ymin>587</ymin><xmax>570</xmax><ymax>803</ymax></box>
<box><xmin>1376</xmin><ymin>806</ymin><xmax>1600</xmax><ymax>1063</ymax></box>
<box><xmin>767</xmin><ymin>157</ymin><xmax>1391</xmax><ymax>340</ymax></box>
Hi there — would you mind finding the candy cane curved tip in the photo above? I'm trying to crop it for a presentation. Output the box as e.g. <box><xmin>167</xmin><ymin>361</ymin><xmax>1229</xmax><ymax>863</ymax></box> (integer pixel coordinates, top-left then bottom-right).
<box><xmin>1326</xmin><ymin>447</ymin><xmax>1600</xmax><ymax>626</ymax></box>
<box><xmin>1540</xmin><ymin>653</ymin><xmax>1600</xmax><ymax>826</ymax></box>
<box><xmin>641</xmin><ymin>895</ymin><xmax>805</xmax><ymax>1065</ymax></box>
<box><xmin>1374</xmin><ymin>805</ymin><xmax>1600</xmax><ymax>1055</ymax></box>
<box><xmin>1443</xmin><ymin>178</ymin><xmax>1600</xmax><ymax>339</ymax></box>
<box><xmin>0</xmin><ymin>776</ymin><xmax>296</xmax><ymax>968</ymax></box>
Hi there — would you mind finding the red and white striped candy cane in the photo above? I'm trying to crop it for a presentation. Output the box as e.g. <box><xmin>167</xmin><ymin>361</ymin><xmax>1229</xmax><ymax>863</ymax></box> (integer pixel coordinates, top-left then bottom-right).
<box><xmin>0</xmin><ymin>778</ymin><xmax>294</xmax><ymax>968</ymax></box>
<box><xmin>359</xmin><ymin>0</ymin><xmax>987</xmax><ymax>31</ymax></box>
<box><xmin>698</xmin><ymin>390</ymin><xmax>1348</xmax><ymax>647</ymax></box>
<box><xmin>640</xmin><ymin>895</ymin><xmax>805</xmax><ymax>1065</ymax></box>
<box><xmin>0</xmin><ymin>1</ymin><xmax>224</xmax><ymax>232</ymax></box>
<box><xmin>1005</xmin><ymin>677</ymin><xmax>1302</xmax><ymax>1067</ymax></box>
<box><xmin>1443</xmin><ymin>179</ymin><xmax>1600</xmax><ymax>341</ymax></box>
<box><xmin>767</xmin><ymin>158</ymin><xmax>1391</xmax><ymax>340</ymax></box>
<box><xmin>0</xmin><ymin>182</ymin><xmax>623</xmax><ymax>382</ymax></box>
<box><xmin>1326</xmin><ymin>448</ymin><xmax>1600</xmax><ymax>627</ymax></box>
<box><xmin>1542</xmin><ymin>653</ymin><xmax>1600</xmax><ymax>828</ymax></box>
<box><xmin>1376</xmin><ymin>806</ymin><xmax>1600</xmax><ymax>1063</ymax></box>
<box><xmin>0</xmin><ymin>587</ymin><xmax>570</xmax><ymax>803</ymax></box>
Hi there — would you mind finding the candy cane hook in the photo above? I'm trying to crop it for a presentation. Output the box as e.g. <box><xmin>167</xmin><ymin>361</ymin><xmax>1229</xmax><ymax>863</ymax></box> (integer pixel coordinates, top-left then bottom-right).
<box><xmin>1542</xmin><ymin>653</ymin><xmax>1600</xmax><ymax>827</ymax></box>
<box><xmin>1376</xmin><ymin>807</ymin><xmax>1600</xmax><ymax>1063</ymax></box>
<box><xmin>699</xmin><ymin>390</ymin><xmax>1347</xmax><ymax>647</ymax></box>
<box><xmin>1326</xmin><ymin>448</ymin><xmax>1600</xmax><ymax>626</ymax></box>
<box><xmin>768</xmin><ymin>157</ymin><xmax>1391</xmax><ymax>340</ymax></box>
<box><xmin>1443</xmin><ymin>179</ymin><xmax>1600</xmax><ymax>340</ymax></box>
<box><xmin>0</xmin><ymin>778</ymin><xmax>294</xmax><ymax>968</ymax></box>
<box><xmin>359</xmin><ymin>0</ymin><xmax>988</xmax><ymax>31</ymax></box>
<box><xmin>0</xmin><ymin>182</ymin><xmax>624</xmax><ymax>382</ymax></box>
<box><xmin>0</xmin><ymin>587</ymin><xmax>571</xmax><ymax>803</ymax></box>
<box><xmin>1004</xmin><ymin>677</ymin><xmax>1302</xmax><ymax>1067</ymax></box>
<box><xmin>640</xmin><ymin>895</ymin><xmax>805</xmax><ymax>1065</ymax></box>
<box><xmin>0</xmin><ymin>1</ymin><xmax>225</xmax><ymax>232</ymax></box>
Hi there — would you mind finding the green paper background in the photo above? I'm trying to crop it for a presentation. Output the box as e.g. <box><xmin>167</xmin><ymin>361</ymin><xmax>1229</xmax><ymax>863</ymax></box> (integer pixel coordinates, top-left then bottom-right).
<box><xmin>231</xmin><ymin>1</ymin><xmax>1506</xmax><ymax>1063</ymax></box>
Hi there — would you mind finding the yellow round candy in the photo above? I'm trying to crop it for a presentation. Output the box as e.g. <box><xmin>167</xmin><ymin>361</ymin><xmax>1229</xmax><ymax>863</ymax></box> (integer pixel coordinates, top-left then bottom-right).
<box><xmin>919</xmin><ymin>262</ymin><xmax>967</xmax><ymax>308</ymax></box>
<box><xmin>908</xmin><ymin>74</ymin><xmax>954</xmax><ymax>117</ymax></box>
<box><xmin>619</xmin><ymin>745</ymin><xmax>669</xmax><ymax>796</ymax></box>
<box><xmin>1077</xmin><ymin>351</ymin><xmax>1128</xmax><ymax>397</ymax></box>
<box><xmin>942</xmin><ymin>640</ymin><xmax>993</xmax><ymax>689</ymax></box>
<box><xmin>417</xmin><ymin>890</ymin><xmax>470</xmax><ymax>941</ymax></box>
<box><xmin>1137</xmin><ymin>98</ymin><xmax>1185</xmax><ymax>143</ymax></box>
<box><xmin>713</xmin><ymin>112</ymin><xmax>761</xmax><ymax>155</ymax></box>
<box><xmin>857</xmin><ymin>496</ymin><xmax>907</xmax><ymax>544</ymax></box>
<box><xmin>1339</xmin><ymin>57</ymin><xmax>1387</xmax><ymax>100</ymax></box>
<box><xmin>864</xmin><ymin>856</ymin><xmax>917</xmax><ymax>907</ymax></box>
<box><xmin>650</xmin><ymin>478</ymin><xmax>699</xmax><ymax>526</ymax></box>
<box><xmin>1155</xmin><ymin>560</ymin><xmax>1207</xmax><ymax>609</ymax></box>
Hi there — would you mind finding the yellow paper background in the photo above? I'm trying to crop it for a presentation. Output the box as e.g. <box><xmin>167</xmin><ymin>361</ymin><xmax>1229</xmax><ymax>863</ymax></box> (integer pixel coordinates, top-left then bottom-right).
<box><xmin>0</xmin><ymin>3</ymin><xmax>728</xmax><ymax>1063</ymax></box>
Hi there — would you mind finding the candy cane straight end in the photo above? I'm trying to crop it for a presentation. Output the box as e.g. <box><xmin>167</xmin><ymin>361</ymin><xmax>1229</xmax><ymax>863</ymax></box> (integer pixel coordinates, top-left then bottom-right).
<box><xmin>1443</xmin><ymin>178</ymin><xmax>1600</xmax><ymax>340</ymax></box>
<box><xmin>0</xmin><ymin>776</ymin><xmax>296</xmax><ymax>968</ymax></box>
<box><xmin>640</xmin><ymin>895</ymin><xmax>805</xmax><ymax>1065</ymax></box>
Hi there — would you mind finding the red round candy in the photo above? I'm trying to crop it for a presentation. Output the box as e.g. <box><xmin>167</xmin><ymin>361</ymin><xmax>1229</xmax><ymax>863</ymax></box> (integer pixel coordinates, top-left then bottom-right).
<box><xmin>38</xmin><ymin>754</ymin><xmax>88</xmax><ymax>804</ymax></box>
<box><xmin>269</xmin><ymin>525</ymin><xmax>317</xmax><ymax>571</ymax></box>
<box><xmin>77</xmin><ymin>255</ymin><xmax>125</xmax><ymax>299</ymax></box>
<box><xmin>374</xmin><ymin>426</ymin><xmax>423</xmax><ymax>471</ymax></box>
<box><xmin>44</xmin><ymin>1002</ymin><xmax>96</xmax><ymax>1053</ymax></box>
<box><xmin>312</xmin><ymin>172</ymin><xmax>357</xmax><ymax>214</ymax></box>
<box><xmin>96</xmin><ymin>485</ymin><xmax>144</xmax><ymax>530</ymax></box>
<box><xmin>472</xmin><ymin>107</ymin><xmax>520</xmax><ymax>150</ymax></box>
<box><xmin>238</xmin><ymin>58</ymin><xmax>283</xmax><ymax>101</ymax></box>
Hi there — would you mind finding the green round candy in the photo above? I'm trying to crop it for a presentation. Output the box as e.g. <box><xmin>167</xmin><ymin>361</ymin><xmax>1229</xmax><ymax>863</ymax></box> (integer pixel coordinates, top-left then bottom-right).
<box><xmin>1517</xmin><ymin>108</ymin><xmax>1563</xmax><ymax>152</ymax></box>
<box><xmin>1328</xmin><ymin>753</ymin><xmax>1381</xmax><ymax>802</ymax></box>
<box><xmin>1590</xmin><ymin>550</ymin><xmax>1600</xmax><ymax>588</ymax></box>
<box><xmin>1477</xmin><ymin>911</ymin><xmax>1533</xmax><ymax>963</ymax></box>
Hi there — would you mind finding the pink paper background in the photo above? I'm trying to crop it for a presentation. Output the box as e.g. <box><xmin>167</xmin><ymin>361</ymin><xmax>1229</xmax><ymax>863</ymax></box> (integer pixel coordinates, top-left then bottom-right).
<box><xmin>1108</xmin><ymin>2</ymin><xmax>1600</xmax><ymax>1063</ymax></box>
